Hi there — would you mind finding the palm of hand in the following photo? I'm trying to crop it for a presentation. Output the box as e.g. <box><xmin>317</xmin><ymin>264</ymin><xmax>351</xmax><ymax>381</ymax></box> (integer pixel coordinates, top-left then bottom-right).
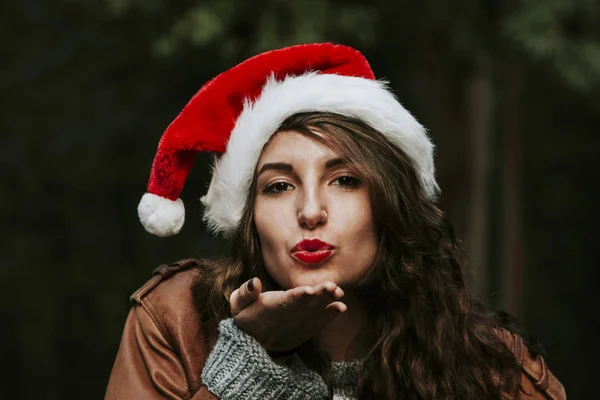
<box><xmin>231</xmin><ymin>279</ymin><xmax>346</xmax><ymax>352</ymax></box>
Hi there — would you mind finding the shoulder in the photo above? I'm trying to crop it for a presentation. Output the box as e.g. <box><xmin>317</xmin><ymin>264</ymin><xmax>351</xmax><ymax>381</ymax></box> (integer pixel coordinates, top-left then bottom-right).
<box><xmin>127</xmin><ymin>258</ymin><xmax>220</xmax><ymax>392</ymax></box>
<box><xmin>130</xmin><ymin>258</ymin><xmax>203</xmax><ymax>308</ymax></box>
<box><xmin>129</xmin><ymin>258</ymin><xmax>218</xmax><ymax>352</ymax></box>
<box><xmin>107</xmin><ymin>259</ymin><xmax>220</xmax><ymax>397</ymax></box>
<box><xmin>495</xmin><ymin>328</ymin><xmax>566</xmax><ymax>400</ymax></box>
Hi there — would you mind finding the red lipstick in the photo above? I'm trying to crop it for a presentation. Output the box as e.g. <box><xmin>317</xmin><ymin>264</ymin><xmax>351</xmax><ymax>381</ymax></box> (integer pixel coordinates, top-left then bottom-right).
<box><xmin>291</xmin><ymin>239</ymin><xmax>335</xmax><ymax>264</ymax></box>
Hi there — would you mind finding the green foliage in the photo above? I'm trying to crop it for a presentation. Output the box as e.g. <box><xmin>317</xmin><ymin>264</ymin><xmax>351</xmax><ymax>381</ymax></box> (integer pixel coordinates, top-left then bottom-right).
<box><xmin>505</xmin><ymin>0</ymin><xmax>600</xmax><ymax>91</ymax></box>
<box><xmin>105</xmin><ymin>0</ymin><xmax>377</xmax><ymax>62</ymax></box>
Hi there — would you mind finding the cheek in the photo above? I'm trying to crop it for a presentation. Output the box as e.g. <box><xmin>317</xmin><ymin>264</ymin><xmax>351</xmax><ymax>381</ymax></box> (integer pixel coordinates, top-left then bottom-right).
<box><xmin>254</xmin><ymin>199</ymin><xmax>292</xmax><ymax>243</ymax></box>
<box><xmin>334</xmin><ymin>196</ymin><xmax>378</xmax><ymax>265</ymax></box>
<box><xmin>336</xmin><ymin>193</ymin><xmax>376</xmax><ymax>238</ymax></box>
<box><xmin>253</xmin><ymin>199</ymin><xmax>294</xmax><ymax>271</ymax></box>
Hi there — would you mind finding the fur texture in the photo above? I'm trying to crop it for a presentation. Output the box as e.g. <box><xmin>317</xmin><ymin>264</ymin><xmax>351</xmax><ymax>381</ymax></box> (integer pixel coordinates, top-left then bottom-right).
<box><xmin>201</xmin><ymin>73</ymin><xmax>439</xmax><ymax>236</ymax></box>
<box><xmin>140</xmin><ymin>43</ymin><xmax>375</xmax><ymax>236</ymax></box>
<box><xmin>138</xmin><ymin>193</ymin><xmax>185</xmax><ymax>237</ymax></box>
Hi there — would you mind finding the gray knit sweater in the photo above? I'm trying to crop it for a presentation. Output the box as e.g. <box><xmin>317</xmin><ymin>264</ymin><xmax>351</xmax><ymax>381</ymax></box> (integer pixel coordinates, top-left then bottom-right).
<box><xmin>201</xmin><ymin>318</ymin><xmax>360</xmax><ymax>399</ymax></box>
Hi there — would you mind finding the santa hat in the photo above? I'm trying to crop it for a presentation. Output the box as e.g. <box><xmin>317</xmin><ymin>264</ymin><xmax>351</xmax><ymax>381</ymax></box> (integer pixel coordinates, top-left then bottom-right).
<box><xmin>138</xmin><ymin>43</ymin><xmax>439</xmax><ymax>237</ymax></box>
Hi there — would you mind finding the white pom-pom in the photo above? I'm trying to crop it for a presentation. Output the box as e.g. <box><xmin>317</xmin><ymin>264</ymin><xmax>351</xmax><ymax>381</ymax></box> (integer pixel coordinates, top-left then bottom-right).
<box><xmin>137</xmin><ymin>193</ymin><xmax>185</xmax><ymax>237</ymax></box>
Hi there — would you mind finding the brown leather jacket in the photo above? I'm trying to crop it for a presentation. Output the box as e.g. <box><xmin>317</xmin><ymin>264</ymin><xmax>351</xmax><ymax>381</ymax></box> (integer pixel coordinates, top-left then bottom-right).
<box><xmin>105</xmin><ymin>259</ymin><xmax>566</xmax><ymax>400</ymax></box>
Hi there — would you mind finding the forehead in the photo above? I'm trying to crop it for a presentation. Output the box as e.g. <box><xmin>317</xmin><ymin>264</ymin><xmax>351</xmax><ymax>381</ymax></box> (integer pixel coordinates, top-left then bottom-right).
<box><xmin>257</xmin><ymin>130</ymin><xmax>336</xmax><ymax>166</ymax></box>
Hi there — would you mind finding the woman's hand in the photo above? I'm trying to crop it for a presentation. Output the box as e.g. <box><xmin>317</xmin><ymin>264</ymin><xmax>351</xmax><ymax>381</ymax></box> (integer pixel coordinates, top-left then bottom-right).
<box><xmin>230</xmin><ymin>278</ymin><xmax>346</xmax><ymax>352</ymax></box>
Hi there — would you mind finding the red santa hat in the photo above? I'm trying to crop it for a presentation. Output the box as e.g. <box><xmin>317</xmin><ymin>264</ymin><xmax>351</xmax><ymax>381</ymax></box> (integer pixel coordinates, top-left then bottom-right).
<box><xmin>138</xmin><ymin>43</ymin><xmax>439</xmax><ymax>237</ymax></box>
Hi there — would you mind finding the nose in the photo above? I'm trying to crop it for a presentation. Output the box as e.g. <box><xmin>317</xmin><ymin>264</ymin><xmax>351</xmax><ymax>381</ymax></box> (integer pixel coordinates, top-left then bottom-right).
<box><xmin>296</xmin><ymin>189</ymin><xmax>328</xmax><ymax>230</ymax></box>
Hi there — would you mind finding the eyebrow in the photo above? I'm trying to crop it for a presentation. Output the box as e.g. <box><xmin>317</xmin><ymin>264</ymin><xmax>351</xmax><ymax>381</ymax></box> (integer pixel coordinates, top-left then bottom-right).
<box><xmin>257</xmin><ymin>157</ymin><xmax>347</xmax><ymax>176</ymax></box>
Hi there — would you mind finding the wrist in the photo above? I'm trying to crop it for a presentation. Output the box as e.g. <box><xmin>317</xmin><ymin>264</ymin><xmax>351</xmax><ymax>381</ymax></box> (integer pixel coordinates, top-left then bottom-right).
<box><xmin>266</xmin><ymin>348</ymin><xmax>297</xmax><ymax>357</ymax></box>
<box><xmin>267</xmin><ymin>348</ymin><xmax>297</xmax><ymax>366</ymax></box>
<box><xmin>202</xmin><ymin>318</ymin><xmax>327</xmax><ymax>399</ymax></box>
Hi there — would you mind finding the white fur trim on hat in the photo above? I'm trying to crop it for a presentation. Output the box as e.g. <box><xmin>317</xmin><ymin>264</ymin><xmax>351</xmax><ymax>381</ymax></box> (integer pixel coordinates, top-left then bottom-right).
<box><xmin>200</xmin><ymin>73</ymin><xmax>439</xmax><ymax>236</ymax></box>
<box><xmin>138</xmin><ymin>193</ymin><xmax>185</xmax><ymax>237</ymax></box>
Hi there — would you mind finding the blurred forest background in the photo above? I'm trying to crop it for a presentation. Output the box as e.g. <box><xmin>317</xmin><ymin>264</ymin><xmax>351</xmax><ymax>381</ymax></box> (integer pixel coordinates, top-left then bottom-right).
<box><xmin>2</xmin><ymin>0</ymin><xmax>599</xmax><ymax>398</ymax></box>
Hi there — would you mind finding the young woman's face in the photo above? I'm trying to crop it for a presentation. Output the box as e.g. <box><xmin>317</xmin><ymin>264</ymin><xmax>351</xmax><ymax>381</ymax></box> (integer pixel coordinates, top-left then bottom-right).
<box><xmin>253</xmin><ymin>130</ymin><xmax>378</xmax><ymax>290</ymax></box>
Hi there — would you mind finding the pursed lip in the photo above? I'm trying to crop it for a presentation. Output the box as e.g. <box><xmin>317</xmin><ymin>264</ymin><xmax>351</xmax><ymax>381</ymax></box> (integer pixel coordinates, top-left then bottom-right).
<box><xmin>291</xmin><ymin>239</ymin><xmax>336</xmax><ymax>264</ymax></box>
<box><xmin>291</xmin><ymin>238</ymin><xmax>336</xmax><ymax>253</ymax></box>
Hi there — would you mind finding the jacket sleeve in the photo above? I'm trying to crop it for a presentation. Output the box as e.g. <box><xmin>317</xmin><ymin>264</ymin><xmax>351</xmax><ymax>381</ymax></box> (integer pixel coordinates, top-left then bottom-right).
<box><xmin>498</xmin><ymin>329</ymin><xmax>566</xmax><ymax>400</ymax></box>
<box><xmin>516</xmin><ymin>350</ymin><xmax>566</xmax><ymax>400</ymax></box>
<box><xmin>105</xmin><ymin>305</ymin><xmax>218</xmax><ymax>400</ymax></box>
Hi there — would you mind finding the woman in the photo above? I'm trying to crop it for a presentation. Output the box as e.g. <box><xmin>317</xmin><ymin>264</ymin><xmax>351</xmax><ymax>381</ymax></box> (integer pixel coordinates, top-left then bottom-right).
<box><xmin>106</xmin><ymin>43</ymin><xmax>566</xmax><ymax>399</ymax></box>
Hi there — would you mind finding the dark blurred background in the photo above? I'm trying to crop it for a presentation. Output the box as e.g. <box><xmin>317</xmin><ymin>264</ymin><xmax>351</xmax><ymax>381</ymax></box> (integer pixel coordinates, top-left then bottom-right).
<box><xmin>2</xmin><ymin>0</ymin><xmax>598</xmax><ymax>398</ymax></box>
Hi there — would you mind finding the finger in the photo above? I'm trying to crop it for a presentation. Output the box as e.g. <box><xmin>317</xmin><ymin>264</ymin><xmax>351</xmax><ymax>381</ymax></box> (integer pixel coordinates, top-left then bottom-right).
<box><xmin>275</xmin><ymin>283</ymin><xmax>342</xmax><ymax>312</ymax></box>
<box><xmin>324</xmin><ymin>301</ymin><xmax>347</xmax><ymax>313</ymax></box>
<box><xmin>275</xmin><ymin>285</ymin><xmax>315</xmax><ymax>310</ymax></box>
<box><xmin>230</xmin><ymin>278</ymin><xmax>262</xmax><ymax>315</ymax></box>
<box><xmin>331</xmin><ymin>286</ymin><xmax>344</xmax><ymax>300</ymax></box>
<box><xmin>313</xmin><ymin>281</ymin><xmax>339</xmax><ymax>297</ymax></box>
<box><xmin>315</xmin><ymin>301</ymin><xmax>347</xmax><ymax>327</ymax></box>
<box><xmin>302</xmin><ymin>282</ymin><xmax>342</xmax><ymax>310</ymax></box>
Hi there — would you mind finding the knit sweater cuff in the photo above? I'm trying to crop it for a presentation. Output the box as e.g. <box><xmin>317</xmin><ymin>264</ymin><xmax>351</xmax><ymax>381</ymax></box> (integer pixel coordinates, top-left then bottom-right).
<box><xmin>330</xmin><ymin>360</ymin><xmax>361</xmax><ymax>399</ymax></box>
<box><xmin>201</xmin><ymin>318</ymin><xmax>327</xmax><ymax>400</ymax></box>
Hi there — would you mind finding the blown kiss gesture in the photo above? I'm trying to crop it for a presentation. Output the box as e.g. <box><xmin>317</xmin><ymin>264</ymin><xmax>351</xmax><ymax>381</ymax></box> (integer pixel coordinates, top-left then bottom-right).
<box><xmin>230</xmin><ymin>277</ymin><xmax>347</xmax><ymax>353</ymax></box>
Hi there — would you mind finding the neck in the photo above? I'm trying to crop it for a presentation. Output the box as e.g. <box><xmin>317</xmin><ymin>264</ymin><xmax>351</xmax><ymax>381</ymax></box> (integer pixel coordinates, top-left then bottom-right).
<box><xmin>313</xmin><ymin>291</ymin><xmax>370</xmax><ymax>362</ymax></box>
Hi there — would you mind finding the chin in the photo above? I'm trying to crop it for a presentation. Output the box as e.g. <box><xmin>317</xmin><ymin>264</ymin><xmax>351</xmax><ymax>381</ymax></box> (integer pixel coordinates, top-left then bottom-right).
<box><xmin>286</xmin><ymin>266</ymin><xmax>343</xmax><ymax>288</ymax></box>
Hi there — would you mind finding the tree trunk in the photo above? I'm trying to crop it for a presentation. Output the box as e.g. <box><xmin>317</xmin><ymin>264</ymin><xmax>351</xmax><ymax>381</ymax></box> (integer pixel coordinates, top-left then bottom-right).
<box><xmin>465</xmin><ymin>59</ymin><xmax>494</xmax><ymax>297</ymax></box>
<box><xmin>502</xmin><ymin>63</ymin><xmax>525</xmax><ymax>320</ymax></box>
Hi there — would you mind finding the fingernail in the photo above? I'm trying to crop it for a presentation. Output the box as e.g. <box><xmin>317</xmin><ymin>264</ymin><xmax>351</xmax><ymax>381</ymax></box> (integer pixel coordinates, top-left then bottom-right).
<box><xmin>247</xmin><ymin>278</ymin><xmax>255</xmax><ymax>292</ymax></box>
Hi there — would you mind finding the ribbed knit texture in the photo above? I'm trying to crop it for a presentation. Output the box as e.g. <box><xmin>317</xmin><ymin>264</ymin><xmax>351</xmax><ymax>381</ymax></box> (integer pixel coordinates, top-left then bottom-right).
<box><xmin>331</xmin><ymin>360</ymin><xmax>361</xmax><ymax>399</ymax></box>
<box><xmin>201</xmin><ymin>318</ymin><xmax>361</xmax><ymax>399</ymax></box>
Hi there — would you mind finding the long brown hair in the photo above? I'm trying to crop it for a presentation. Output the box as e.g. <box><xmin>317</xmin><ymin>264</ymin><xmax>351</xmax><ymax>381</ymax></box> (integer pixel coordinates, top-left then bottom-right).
<box><xmin>193</xmin><ymin>112</ymin><xmax>525</xmax><ymax>399</ymax></box>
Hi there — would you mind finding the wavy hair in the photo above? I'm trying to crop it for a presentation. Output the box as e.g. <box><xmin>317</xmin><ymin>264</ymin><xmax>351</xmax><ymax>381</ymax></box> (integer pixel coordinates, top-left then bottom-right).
<box><xmin>193</xmin><ymin>112</ymin><xmax>529</xmax><ymax>399</ymax></box>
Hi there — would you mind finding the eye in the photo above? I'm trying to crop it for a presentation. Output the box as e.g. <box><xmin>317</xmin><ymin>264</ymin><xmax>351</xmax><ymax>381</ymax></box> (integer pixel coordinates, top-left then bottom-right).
<box><xmin>264</xmin><ymin>181</ymin><xmax>294</xmax><ymax>194</ymax></box>
<box><xmin>332</xmin><ymin>175</ymin><xmax>361</xmax><ymax>188</ymax></box>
